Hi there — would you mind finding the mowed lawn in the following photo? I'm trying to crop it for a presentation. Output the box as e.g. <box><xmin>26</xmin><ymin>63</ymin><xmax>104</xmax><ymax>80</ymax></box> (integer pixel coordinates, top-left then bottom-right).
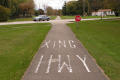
<box><xmin>61</xmin><ymin>16</ymin><xmax>118</xmax><ymax>19</ymax></box>
<box><xmin>60</xmin><ymin>16</ymin><xmax>75</xmax><ymax>19</ymax></box>
<box><xmin>0</xmin><ymin>23</ymin><xmax>51</xmax><ymax>80</ymax></box>
<box><xmin>8</xmin><ymin>18</ymin><xmax>33</xmax><ymax>22</ymax></box>
<box><xmin>68</xmin><ymin>20</ymin><xmax>120</xmax><ymax>80</ymax></box>
<box><xmin>8</xmin><ymin>16</ymin><xmax>56</xmax><ymax>22</ymax></box>
<box><xmin>49</xmin><ymin>16</ymin><xmax>57</xmax><ymax>20</ymax></box>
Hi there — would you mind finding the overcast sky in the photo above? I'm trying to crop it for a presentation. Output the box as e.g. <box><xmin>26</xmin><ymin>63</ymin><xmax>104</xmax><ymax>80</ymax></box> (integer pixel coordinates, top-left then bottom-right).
<box><xmin>33</xmin><ymin>0</ymin><xmax>76</xmax><ymax>10</ymax></box>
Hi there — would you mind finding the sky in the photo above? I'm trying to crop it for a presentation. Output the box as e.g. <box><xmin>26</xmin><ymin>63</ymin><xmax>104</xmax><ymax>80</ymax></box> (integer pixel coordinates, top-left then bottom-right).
<box><xmin>33</xmin><ymin>0</ymin><xmax>77</xmax><ymax>10</ymax></box>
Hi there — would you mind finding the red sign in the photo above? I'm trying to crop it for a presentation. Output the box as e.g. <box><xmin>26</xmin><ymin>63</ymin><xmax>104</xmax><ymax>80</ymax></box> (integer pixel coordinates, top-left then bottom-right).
<box><xmin>75</xmin><ymin>15</ymin><xmax>81</xmax><ymax>22</ymax></box>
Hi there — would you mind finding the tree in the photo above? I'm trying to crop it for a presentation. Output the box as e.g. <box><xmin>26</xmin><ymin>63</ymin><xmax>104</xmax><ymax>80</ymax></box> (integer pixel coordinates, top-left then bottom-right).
<box><xmin>103</xmin><ymin>0</ymin><xmax>120</xmax><ymax>16</ymax></box>
<box><xmin>46</xmin><ymin>6</ymin><xmax>53</xmax><ymax>15</ymax></box>
<box><xmin>0</xmin><ymin>0</ymin><xmax>35</xmax><ymax>21</ymax></box>
<box><xmin>35</xmin><ymin>9</ymin><xmax>44</xmax><ymax>16</ymax></box>
<box><xmin>62</xmin><ymin>1</ymin><xmax>67</xmax><ymax>15</ymax></box>
<box><xmin>19</xmin><ymin>0</ymin><xmax>34</xmax><ymax>17</ymax></box>
<box><xmin>0</xmin><ymin>5</ymin><xmax>11</xmax><ymax>21</ymax></box>
<box><xmin>0</xmin><ymin>0</ymin><xmax>10</xmax><ymax>8</ymax></box>
<box><xmin>57</xmin><ymin>9</ymin><xmax>62</xmax><ymax>16</ymax></box>
<box><xmin>62</xmin><ymin>1</ymin><xmax>84</xmax><ymax>15</ymax></box>
<box><xmin>62</xmin><ymin>0</ymin><xmax>120</xmax><ymax>16</ymax></box>
<box><xmin>46</xmin><ymin>6</ymin><xmax>61</xmax><ymax>16</ymax></box>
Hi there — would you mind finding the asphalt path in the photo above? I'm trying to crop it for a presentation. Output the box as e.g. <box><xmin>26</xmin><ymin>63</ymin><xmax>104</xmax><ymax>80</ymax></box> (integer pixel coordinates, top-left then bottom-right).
<box><xmin>21</xmin><ymin>16</ymin><xmax>109</xmax><ymax>80</ymax></box>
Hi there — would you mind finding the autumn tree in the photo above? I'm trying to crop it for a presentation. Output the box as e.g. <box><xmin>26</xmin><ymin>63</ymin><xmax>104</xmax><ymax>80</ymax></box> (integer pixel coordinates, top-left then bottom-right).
<box><xmin>19</xmin><ymin>0</ymin><xmax>34</xmax><ymax>17</ymax></box>
<box><xmin>46</xmin><ymin>6</ymin><xmax>53</xmax><ymax>15</ymax></box>
<box><xmin>46</xmin><ymin>6</ymin><xmax>61</xmax><ymax>16</ymax></box>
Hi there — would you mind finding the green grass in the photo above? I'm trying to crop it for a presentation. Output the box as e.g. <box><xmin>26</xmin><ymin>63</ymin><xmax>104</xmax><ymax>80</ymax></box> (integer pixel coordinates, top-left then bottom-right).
<box><xmin>0</xmin><ymin>23</ymin><xmax>51</xmax><ymax>80</ymax></box>
<box><xmin>8</xmin><ymin>18</ymin><xmax>33</xmax><ymax>22</ymax></box>
<box><xmin>68</xmin><ymin>20</ymin><xmax>120</xmax><ymax>80</ymax></box>
<box><xmin>83</xmin><ymin>16</ymin><xmax>119</xmax><ymax>19</ymax></box>
<box><xmin>60</xmin><ymin>16</ymin><xmax>75</xmax><ymax>19</ymax></box>
<box><xmin>61</xmin><ymin>16</ymin><xmax>118</xmax><ymax>19</ymax></box>
<box><xmin>8</xmin><ymin>16</ymin><xmax>56</xmax><ymax>22</ymax></box>
<box><xmin>49</xmin><ymin>16</ymin><xmax>57</xmax><ymax>20</ymax></box>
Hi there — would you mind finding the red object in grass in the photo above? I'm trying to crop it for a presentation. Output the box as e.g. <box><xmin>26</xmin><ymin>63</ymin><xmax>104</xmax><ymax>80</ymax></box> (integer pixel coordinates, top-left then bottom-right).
<box><xmin>75</xmin><ymin>15</ymin><xmax>81</xmax><ymax>22</ymax></box>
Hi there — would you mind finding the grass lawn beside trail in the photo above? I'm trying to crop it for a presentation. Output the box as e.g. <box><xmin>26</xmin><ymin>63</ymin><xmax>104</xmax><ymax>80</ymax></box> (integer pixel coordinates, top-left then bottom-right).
<box><xmin>61</xmin><ymin>16</ymin><xmax>118</xmax><ymax>19</ymax></box>
<box><xmin>8</xmin><ymin>18</ymin><xmax>33</xmax><ymax>22</ymax></box>
<box><xmin>8</xmin><ymin>16</ymin><xmax>56</xmax><ymax>22</ymax></box>
<box><xmin>0</xmin><ymin>23</ymin><xmax>51</xmax><ymax>80</ymax></box>
<box><xmin>61</xmin><ymin>16</ymin><xmax>75</xmax><ymax>19</ymax></box>
<box><xmin>49</xmin><ymin>16</ymin><xmax>57</xmax><ymax>20</ymax></box>
<box><xmin>68</xmin><ymin>20</ymin><xmax>120</xmax><ymax>80</ymax></box>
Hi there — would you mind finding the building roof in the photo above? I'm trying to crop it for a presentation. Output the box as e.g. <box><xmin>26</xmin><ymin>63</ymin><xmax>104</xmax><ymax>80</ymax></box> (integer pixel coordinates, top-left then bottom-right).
<box><xmin>92</xmin><ymin>12</ymin><xmax>97</xmax><ymax>13</ymax></box>
<box><xmin>98</xmin><ymin>9</ymin><xmax>112</xmax><ymax>12</ymax></box>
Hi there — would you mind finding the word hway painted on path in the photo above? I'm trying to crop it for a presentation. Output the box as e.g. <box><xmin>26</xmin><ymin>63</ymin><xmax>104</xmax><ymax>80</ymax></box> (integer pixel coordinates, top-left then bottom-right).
<box><xmin>34</xmin><ymin>55</ymin><xmax>91</xmax><ymax>74</ymax></box>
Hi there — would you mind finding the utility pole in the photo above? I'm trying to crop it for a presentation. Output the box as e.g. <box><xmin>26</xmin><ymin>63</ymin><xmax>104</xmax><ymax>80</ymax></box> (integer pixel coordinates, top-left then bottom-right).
<box><xmin>83</xmin><ymin>0</ymin><xmax>85</xmax><ymax>16</ymax></box>
<box><xmin>87</xmin><ymin>0</ymin><xmax>90</xmax><ymax>15</ymax></box>
<box><xmin>39</xmin><ymin>1</ymin><xmax>40</xmax><ymax>10</ymax></box>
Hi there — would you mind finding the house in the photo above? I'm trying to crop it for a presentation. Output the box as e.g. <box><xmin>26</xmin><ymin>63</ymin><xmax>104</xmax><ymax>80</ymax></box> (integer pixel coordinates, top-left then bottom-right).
<box><xmin>92</xmin><ymin>9</ymin><xmax>115</xmax><ymax>16</ymax></box>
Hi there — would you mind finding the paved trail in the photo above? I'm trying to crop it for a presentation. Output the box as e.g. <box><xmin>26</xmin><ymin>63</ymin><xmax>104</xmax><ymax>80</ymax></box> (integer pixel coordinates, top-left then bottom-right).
<box><xmin>21</xmin><ymin>16</ymin><xmax>108</xmax><ymax>80</ymax></box>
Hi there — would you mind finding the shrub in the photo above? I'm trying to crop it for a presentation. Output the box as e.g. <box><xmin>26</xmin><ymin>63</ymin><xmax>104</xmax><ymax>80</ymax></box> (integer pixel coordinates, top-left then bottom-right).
<box><xmin>0</xmin><ymin>5</ymin><xmax>11</xmax><ymax>22</ymax></box>
<box><xmin>115</xmin><ymin>11</ymin><xmax>120</xmax><ymax>16</ymax></box>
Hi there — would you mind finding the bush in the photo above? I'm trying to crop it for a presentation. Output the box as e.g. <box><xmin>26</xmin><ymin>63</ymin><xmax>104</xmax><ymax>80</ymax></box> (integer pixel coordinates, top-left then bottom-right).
<box><xmin>0</xmin><ymin>5</ymin><xmax>11</xmax><ymax>22</ymax></box>
<box><xmin>115</xmin><ymin>11</ymin><xmax>120</xmax><ymax>16</ymax></box>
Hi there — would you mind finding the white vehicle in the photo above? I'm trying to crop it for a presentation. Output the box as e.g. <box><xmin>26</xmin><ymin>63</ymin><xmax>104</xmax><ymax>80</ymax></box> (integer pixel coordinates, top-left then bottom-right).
<box><xmin>33</xmin><ymin>15</ymin><xmax>50</xmax><ymax>21</ymax></box>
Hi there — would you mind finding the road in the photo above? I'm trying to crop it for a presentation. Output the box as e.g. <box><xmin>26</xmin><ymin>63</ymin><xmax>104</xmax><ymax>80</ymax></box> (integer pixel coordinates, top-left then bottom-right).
<box><xmin>0</xmin><ymin>17</ymin><xmax>119</xmax><ymax>25</ymax></box>
<box><xmin>21</xmin><ymin>16</ymin><xmax>109</xmax><ymax>80</ymax></box>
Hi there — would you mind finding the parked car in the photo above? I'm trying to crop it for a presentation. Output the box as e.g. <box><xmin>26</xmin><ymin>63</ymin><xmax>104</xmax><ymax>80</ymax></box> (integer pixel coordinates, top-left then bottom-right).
<box><xmin>33</xmin><ymin>15</ymin><xmax>50</xmax><ymax>21</ymax></box>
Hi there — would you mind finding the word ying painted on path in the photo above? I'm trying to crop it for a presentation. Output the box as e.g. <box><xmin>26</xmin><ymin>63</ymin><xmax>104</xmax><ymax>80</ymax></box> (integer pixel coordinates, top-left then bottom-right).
<box><xmin>41</xmin><ymin>40</ymin><xmax>76</xmax><ymax>48</ymax></box>
<box><xmin>35</xmin><ymin>55</ymin><xmax>91</xmax><ymax>74</ymax></box>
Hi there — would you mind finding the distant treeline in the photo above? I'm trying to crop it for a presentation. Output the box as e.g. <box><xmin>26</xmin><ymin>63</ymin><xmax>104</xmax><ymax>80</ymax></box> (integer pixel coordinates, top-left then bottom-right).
<box><xmin>0</xmin><ymin>0</ymin><xmax>34</xmax><ymax>22</ymax></box>
<box><xmin>62</xmin><ymin>0</ymin><xmax>120</xmax><ymax>16</ymax></box>
<box><xmin>0</xmin><ymin>0</ymin><xmax>62</xmax><ymax>22</ymax></box>
<box><xmin>35</xmin><ymin>6</ymin><xmax>62</xmax><ymax>16</ymax></box>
